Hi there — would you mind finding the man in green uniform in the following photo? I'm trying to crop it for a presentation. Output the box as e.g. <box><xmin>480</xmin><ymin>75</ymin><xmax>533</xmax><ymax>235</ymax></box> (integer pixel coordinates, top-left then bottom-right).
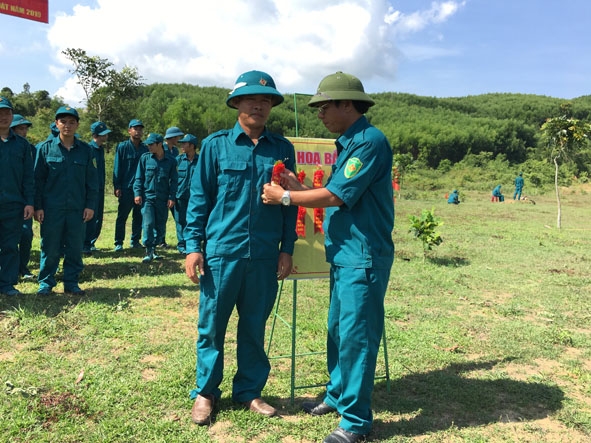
<box><xmin>157</xmin><ymin>126</ymin><xmax>184</xmax><ymax>249</ymax></box>
<box><xmin>113</xmin><ymin>119</ymin><xmax>147</xmax><ymax>251</ymax></box>
<box><xmin>0</xmin><ymin>98</ymin><xmax>34</xmax><ymax>296</ymax></box>
<box><xmin>133</xmin><ymin>133</ymin><xmax>178</xmax><ymax>263</ymax></box>
<box><xmin>513</xmin><ymin>172</ymin><xmax>524</xmax><ymax>200</ymax></box>
<box><xmin>185</xmin><ymin>70</ymin><xmax>297</xmax><ymax>425</ymax></box>
<box><xmin>10</xmin><ymin>114</ymin><xmax>36</xmax><ymax>280</ymax></box>
<box><xmin>174</xmin><ymin>134</ymin><xmax>199</xmax><ymax>254</ymax></box>
<box><xmin>34</xmin><ymin>106</ymin><xmax>98</xmax><ymax>296</ymax></box>
<box><xmin>83</xmin><ymin>121</ymin><xmax>111</xmax><ymax>254</ymax></box>
<box><xmin>262</xmin><ymin>72</ymin><xmax>394</xmax><ymax>443</ymax></box>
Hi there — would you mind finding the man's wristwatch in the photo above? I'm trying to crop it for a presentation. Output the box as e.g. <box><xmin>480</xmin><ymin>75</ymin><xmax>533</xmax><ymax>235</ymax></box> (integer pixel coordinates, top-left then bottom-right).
<box><xmin>281</xmin><ymin>190</ymin><xmax>291</xmax><ymax>206</ymax></box>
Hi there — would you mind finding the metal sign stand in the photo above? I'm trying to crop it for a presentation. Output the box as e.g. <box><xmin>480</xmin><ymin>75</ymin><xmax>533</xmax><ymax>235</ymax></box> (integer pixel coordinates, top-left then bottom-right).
<box><xmin>267</xmin><ymin>279</ymin><xmax>391</xmax><ymax>405</ymax></box>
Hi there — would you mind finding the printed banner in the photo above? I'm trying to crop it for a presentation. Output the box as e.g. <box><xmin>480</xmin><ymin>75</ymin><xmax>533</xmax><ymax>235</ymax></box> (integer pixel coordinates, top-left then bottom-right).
<box><xmin>286</xmin><ymin>137</ymin><xmax>337</xmax><ymax>280</ymax></box>
<box><xmin>0</xmin><ymin>0</ymin><xmax>48</xmax><ymax>23</ymax></box>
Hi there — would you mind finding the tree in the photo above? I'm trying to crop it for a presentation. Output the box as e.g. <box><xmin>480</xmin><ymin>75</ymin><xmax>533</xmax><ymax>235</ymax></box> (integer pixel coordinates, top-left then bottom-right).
<box><xmin>63</xmin><ymin>48</ymin><xmax>144</xmax><ymax>125</ymax></box>
<box><xmin>540</xmin><ymin>104</ymin><xmax>591</xmax><ymax>228</ymax></box>
<box><xmin>408</xmin><ymin>208</ymin><xmax>443</xmax><ymax>262</ymax></box>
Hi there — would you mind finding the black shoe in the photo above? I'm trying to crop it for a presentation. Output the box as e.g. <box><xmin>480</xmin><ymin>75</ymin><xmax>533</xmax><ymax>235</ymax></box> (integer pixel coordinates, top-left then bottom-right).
<box><xmin>302</xmin><ymin>401</ymin><xmax>337</xmax><ymax>416</ymax></box>
<box><xmin>65</xmin><ymin>287</ymin><xmax>86</xmax><ymax>296</ymax></box>
<box><xmin>323</xmin><ymin>427</ymin><xmax>366</xmax><ymax>443</ymax></box>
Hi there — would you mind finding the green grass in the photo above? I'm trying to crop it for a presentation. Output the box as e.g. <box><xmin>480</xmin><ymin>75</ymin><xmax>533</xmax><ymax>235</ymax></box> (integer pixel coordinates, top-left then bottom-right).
<box><xmin>1</xmin><ymin>185</ymin><xmax>591</xmax><ymax>442</ymax></box>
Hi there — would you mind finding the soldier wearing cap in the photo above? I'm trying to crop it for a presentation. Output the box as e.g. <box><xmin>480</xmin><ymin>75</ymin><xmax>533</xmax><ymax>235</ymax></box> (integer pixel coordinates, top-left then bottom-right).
<box><xmin>133</xmin><ymin>133</ymin><xmax>178</xmax><ymax>263</ymax></box>
<box><xmin>0</xmin><ymin>98</ymin><xmax>35</xmax><ymax>297</ymax></box>
<box><xmin>185</xmin><ymin>70</ymin><xmax>297</xmax><ymax>425</ymax></box>
<box><xmin>174</xmin><ymin>134</ymin><xmax>199</xmax><ymax>254</ymax></box>
<box><xmin>83</xmin><ymin>122</ymin><xmax>112</xmax><ymax>254</ymax></box>
<box><xmin>262</xmin><ymin>72</ymin><xmax>394</xmax><ymax>443</ymax></box>
<box><xmin>34</xmin><ymin>106</ymin><xmax>99</xmax><ymax>296</ymax></box>
<box><xmin>112</xmin><ymin>119</ymin><xmax>148</xmax><ymax>251</ymax></box>
<box><xmin>10</xmin><ymin>114</ymin><xmax>36</xmax><ymax>281</ymax></box>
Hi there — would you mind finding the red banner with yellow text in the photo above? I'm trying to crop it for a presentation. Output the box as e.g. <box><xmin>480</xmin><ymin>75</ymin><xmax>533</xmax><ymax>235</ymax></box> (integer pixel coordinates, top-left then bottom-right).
<box><xmin>285</xmin><ymin>137</ymin><xmax>337</xmax><ymax>280</ymax></box>
<box><xmin>0</xmin><ymin>0</ymin><xmax>48</xmax><ymax>23</ymax></box>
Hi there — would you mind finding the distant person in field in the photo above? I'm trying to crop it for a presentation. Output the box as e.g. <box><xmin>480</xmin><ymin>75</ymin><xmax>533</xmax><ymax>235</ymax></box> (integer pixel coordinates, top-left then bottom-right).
<box><xmin>10</xmin><ymin>114</ymin><xmax>36</xmax><ymax>281</ymax></box>
<box><xmin>447</xmin><ymin>189</ymin><xmax>460</xmax><ymax>204</ymax></box>
<box><xmin>492</xmin><ymin>184</ymin><xmax>504</xmax><ymax>202</ymax></box>
<box><xmin>185</xmin><ymin>70</ymin><xmax>297</xmax><ymax>426</ymax></box>
<box><xmin>513</xmin><ymin>172</ymin><xmax>524</xmax><ymax>200</ymax></box>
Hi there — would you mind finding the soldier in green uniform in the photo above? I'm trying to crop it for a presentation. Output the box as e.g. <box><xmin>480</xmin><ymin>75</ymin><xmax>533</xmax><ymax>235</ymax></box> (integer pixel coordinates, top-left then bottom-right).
<box><xmin>34</xmin><ymin>106</ymin><xmax>98</xmax><ymax>296</ymax></box>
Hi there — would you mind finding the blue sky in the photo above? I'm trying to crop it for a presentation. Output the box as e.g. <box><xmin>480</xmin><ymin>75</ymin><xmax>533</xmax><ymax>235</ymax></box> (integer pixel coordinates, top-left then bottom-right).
<box><xmin>1</xmin><ymin>0</ymin><xmax>590</xmax><ymax>107</ymax></box>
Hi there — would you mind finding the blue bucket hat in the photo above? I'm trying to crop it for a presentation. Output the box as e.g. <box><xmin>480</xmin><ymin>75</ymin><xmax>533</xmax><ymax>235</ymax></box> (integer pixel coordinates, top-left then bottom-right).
<box><xmin>55</xmin><ymin>106</ymin><xmax>79</xmax><ymax>121</ymax></box>
<box><xmin>11</xmin><ymin>114</ymin><xmax>32</xmax><ymax>128</ymax></box>
<box><xmin>128</xmin><ymin>119</ymin><xmax>144</xmax><ymax>128</ymax></box>
<box><xmin>226</xmin><ymin>70</ymin><xmax>284</xmax><ymax>109</ymax></box>
<box><xmin>0</xmin><ymin>96</ymin><xmax>13</xmax><ymax>109</ymax></box>
<box><xmin>145</xmin><ymin>133</ymin><xmax>164</xmax><ymax>145</ymax></box>
<box><xmin>91</xmin><ymin>121</ymin><xmax>112</xmax><ymax>136</ymax></box>
<box><xmin>165</xmin><ymin>126</ymin><xmax>184</xmax><ymax>139</ymax></box>
<box><xmin>179</xmin><ymin>134</ymin><xmax>198</xmax><ymax>146</ymax></box>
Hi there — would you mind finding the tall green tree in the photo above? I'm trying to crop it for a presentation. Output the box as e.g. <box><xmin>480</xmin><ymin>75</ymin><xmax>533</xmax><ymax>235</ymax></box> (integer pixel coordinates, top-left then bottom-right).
<box><xmin>62</xmin><ymin>48</ymin><xmax>144</xmax><ymax>129</ymax></box>
<box><xmin>540</xmin><ymin>104</ymin><xmax>591</xmax><ymax>228</ymax></box>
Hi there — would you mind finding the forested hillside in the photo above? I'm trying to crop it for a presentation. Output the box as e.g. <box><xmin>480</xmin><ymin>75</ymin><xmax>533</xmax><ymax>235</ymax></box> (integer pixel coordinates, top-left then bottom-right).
<box><xmin>2</xmin><ymin>82</ymin><xmax>590</xmax><ymax>183</ymax></box>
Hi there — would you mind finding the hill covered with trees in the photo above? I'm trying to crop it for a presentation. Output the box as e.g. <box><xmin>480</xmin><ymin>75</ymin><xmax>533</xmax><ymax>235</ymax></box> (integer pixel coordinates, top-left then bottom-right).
<box><xmin>3</xmin><ymin>77</ymin><xmax>590</xmax><ymax>191</ymax></box>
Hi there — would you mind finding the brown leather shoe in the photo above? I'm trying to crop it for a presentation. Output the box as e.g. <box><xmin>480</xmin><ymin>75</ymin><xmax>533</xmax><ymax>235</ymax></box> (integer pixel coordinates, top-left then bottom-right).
<box><xmin>243</xmin><ymin>397</ymin><xmax>278</xmax><ymax>417</ymax></box>
<box><xmin>191</xmin><ymin>394</ymin><xmax>215</xmax><ymax>425</ymax></box>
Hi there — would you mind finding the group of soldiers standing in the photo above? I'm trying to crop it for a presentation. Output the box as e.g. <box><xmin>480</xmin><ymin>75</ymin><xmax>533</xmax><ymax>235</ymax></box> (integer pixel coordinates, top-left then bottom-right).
<box><xmin>0</xmin><ymin>96</ymin><xmax>199</xmax><ymax>296</ymax></box>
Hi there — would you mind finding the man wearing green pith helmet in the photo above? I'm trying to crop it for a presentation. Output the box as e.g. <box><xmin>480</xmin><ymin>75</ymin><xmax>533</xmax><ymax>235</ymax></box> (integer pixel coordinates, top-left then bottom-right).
<box><xmin>185</xmin><ymin>70</ymin><xmax>297</xmax><ymax>425</ymax></box>
<box><xmin>263</xmin><ymin>71</ymin><xmax>395</xmax><ymax>443</ymax></box>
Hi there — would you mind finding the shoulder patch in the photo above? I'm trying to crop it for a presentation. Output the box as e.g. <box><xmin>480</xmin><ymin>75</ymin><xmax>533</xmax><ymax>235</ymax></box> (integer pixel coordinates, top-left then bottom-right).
<box><xmin>344</xmin><ymin>157</ymin><xmax>363</xmax><ymax>179</ymax></box>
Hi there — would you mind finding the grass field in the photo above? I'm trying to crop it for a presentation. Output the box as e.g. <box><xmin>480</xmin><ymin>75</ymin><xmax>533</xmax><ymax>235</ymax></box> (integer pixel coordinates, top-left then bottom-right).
<box><xmin>1</xmin><ymin>185</ymin><xmax>590</xmax><ymax>442</ymax></box>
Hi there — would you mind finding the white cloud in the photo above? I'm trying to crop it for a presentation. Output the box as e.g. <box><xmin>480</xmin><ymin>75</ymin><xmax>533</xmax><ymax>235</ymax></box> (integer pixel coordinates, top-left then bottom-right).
<box><xmin>385</xmin><ymin>1</ymin><xmax>465</xmax><ymax>34</ymax></box>
<box><xmin>46</xmin><ymin>0</ymin><xmax>465</xmax><ymax>105</ymax></box>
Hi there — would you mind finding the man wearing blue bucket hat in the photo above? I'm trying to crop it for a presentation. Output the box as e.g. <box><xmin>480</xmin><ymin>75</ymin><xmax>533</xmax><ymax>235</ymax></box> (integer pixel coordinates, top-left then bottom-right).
<box><xmin>174</xmin><ymin>134</ymin><xmax>199</xmax><ymax>254</ymax></box>
<box><xmin>10</xmin><ymin>114</ymin><xmax>37</xmax><ymax>281</ymax></box>
<box><xmin>164</xmin><ymin>126</ymin><xmax>183</xmax><ymax>158</ymax></box>
<box><xmin>83</xmin><ymin>121</ymin><xmax>112</xmax><ymax>254</ymax></box>
<box><xmin>262</xmin><ymin>72</ymin><xmax>394</xmax><ymax>443</ymax></box>
<box><xmin>34</xmin><ymin>106</ymin><xmax>98</xmax><ymax>296</ymax></box>
<box><xmin>156</xmin><ymin>126</ymin><xmax>184</xmax><ymax>249</ymax></box>
<box><xmin>113</xmin><ymin>119</ymin><xmax>148</xmax><ymax>251</ymax></box>
<box><xmin>0</xmin><ymin>97</ymin><xmax>35</xmax><ymax>297</ymax></box>
<box><xmin>185</xmin><ymin>70</ymin><xmax>297</xmax><ymax>425</ymax></box>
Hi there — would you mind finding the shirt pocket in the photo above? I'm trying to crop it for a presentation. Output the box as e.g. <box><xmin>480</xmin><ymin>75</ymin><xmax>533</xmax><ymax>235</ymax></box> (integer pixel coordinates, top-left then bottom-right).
<box><xmin>146</xmin><ymin>165</ymin><xmax>157</xmax><ymax>182</ymax></box>
<box><xmin>218</xmin><ymin>160</ymin><xmax>247</xmax><ymax>190</ymax></box>
<box><xmin>46</xmin><ymin>155</ymin><xmax>64</xmax><ymax>172</ymax></box>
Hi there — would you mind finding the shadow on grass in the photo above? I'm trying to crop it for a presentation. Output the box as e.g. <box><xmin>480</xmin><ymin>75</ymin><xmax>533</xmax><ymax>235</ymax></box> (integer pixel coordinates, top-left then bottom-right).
<box><xmin>371</xmin><ymin>359</ymin><xmax>564</xmax><ymax>439</ymax></box>
<box><xmin>426</xmin><ymin>256</ymin><xmax>470</xmax><ymax>267</ymax></box>
<box><xmin>0</xmin><ymin>284</ymin><xmax>196</xmax><ymax>317</ymax></box>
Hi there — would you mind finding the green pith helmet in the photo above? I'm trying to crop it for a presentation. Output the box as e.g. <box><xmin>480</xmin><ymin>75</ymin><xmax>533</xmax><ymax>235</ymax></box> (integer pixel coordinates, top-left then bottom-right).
<box><xmin>308</xmin><ymin>71</ymin><xmax>375</xmax><ymax>107</ymax></box>
<box><xmin>226</xmin><ymin>70</ymin><xmax>284</xmax><ymax>109</ymax></box>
